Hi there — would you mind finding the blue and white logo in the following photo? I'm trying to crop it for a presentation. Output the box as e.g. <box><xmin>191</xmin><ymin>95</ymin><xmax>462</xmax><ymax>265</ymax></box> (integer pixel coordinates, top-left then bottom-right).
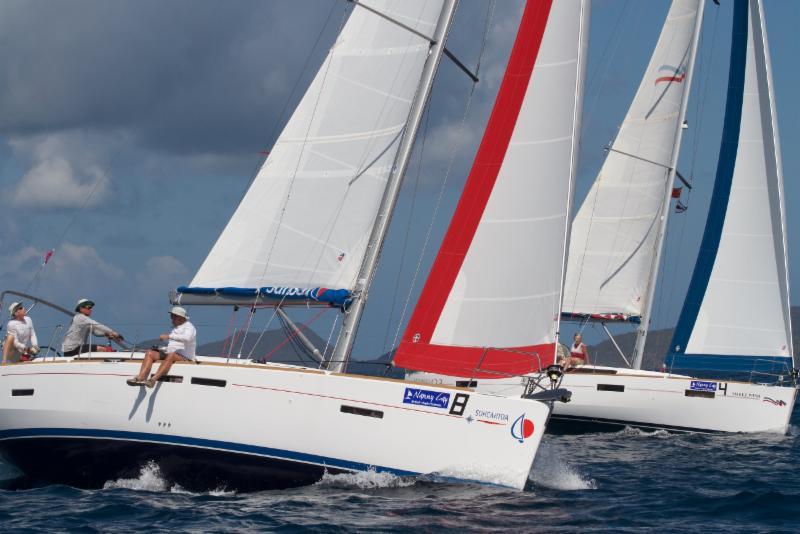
<box><xmin>403</xmin><ymin>388</ymin><xmax>450</xmax><ymax>409</ymax></box>
<box><xmin>690</xmin><ymin>380</ymin><xmax>717</xmax><ymax>392</ymax></box>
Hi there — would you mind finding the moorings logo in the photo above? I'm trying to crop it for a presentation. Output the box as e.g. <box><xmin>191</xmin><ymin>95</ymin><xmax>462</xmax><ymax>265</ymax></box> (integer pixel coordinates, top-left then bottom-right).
<box><xmin>402</xmin><ymin>387</ymin><xmax>450</xmax><ymax>409</ymax></box>
<box><xmin>763</xmin><ymin>397</ymin><xmax>787</xmax><ymax>407</ymax></box>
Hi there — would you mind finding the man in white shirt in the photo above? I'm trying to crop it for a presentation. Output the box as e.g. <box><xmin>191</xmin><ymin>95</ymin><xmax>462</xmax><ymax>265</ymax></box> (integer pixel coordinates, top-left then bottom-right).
<box><xmin>128</xmin><ymin>306</ymin><xmax>196</xmax><ymax>388</ymax></box>
<box><xmin>2</xmin><ymin>302</ymin><xmax>39</xmax><ymax>365</ymax></box>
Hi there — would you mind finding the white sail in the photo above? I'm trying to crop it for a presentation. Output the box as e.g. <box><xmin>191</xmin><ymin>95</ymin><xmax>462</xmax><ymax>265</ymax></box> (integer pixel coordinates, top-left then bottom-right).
<box><xmin>679</xmin><ymin>0</ymin><xmax>793</xmax><ymax>362</ymax></box>
<box><xmin>395</xmin><ymin>0</ymin><xmax>589</xmax><ymax>377</ymax></box>
<box><xmin>188</xmin><ymin>1</ymin><xmax>445</xmax><ymax>294</ymax></box>
<box><xmin>562</xmin><ymin>0</ymin><xmax>702</xmax><ymax>318</ymax></box>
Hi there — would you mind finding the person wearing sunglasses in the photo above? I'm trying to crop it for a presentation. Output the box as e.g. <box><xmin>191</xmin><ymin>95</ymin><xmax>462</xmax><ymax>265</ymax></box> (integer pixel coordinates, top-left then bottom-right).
<box><xmin>62</xmin><ymin>298</ymin><xmax>122</xmax><ymax>356</ymax></box>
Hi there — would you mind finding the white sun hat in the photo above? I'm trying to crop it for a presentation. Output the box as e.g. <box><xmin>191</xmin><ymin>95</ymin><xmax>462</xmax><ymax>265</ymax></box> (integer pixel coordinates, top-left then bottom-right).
<box><xmin>8</xmin><ymin>302</ymin><xmax>23</xmax><ymax>316</ymax></box>
<box><xmin>169</xmin><ymin>306</ymin><xmax>189</xmax><ymax>319</ymax></box>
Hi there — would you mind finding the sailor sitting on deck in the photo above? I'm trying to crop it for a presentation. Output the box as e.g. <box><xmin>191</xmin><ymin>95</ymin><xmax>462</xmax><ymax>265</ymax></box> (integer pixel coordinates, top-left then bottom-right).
<box><xmin>128</xmin><ymin>306</ymin><xmax>196</xmax><ymax>388</ymax></box>
<box><xmin>62</xmin><ymin>298</ymin><xmax>122</xmax><ymax>356</ymax></box>
<box><xmin>2</xmin><ymin>302</ymin><xmax>39</xmax><ymax>365</ymax></box>
<box><xmin>566</xmin><ymin>333</ymin><xmax>590</xmax><ymax>369</ymax></box>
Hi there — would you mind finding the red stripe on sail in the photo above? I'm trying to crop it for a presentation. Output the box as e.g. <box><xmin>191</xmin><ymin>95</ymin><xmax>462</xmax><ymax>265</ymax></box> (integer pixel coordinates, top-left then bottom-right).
<box><xmin>394</xmin><ymin>1</ymin><xmax>554</xmax><ymax>377</ymax></box>
<box><xmin>395</xmin><ymin>341</ymin><xmax>556</xmax><ymax>379</ymax></box>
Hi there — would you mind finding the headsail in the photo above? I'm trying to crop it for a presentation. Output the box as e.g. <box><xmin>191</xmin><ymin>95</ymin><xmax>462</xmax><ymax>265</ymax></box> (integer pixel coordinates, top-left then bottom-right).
<box><xmin>668</xmin><ymin>0</ymin><xmax>794</xmax><ymax>374</ymax></box>
<box><xmin>562</xmin><ymin>0</ymin><xmax>703</xmax><ymax>321</ymax></box>
<box><xmin>394</xmin><ymin>0</ymin><xmax>589</xmax><ymax>378</ymax></box>
<box><xmin>176</xmin><ymin>1</ymin><xmax>447</xmax><ymax>306</ymax></box>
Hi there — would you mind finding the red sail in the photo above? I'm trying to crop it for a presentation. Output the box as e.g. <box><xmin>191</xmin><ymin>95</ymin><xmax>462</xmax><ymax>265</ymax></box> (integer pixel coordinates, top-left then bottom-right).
<box><xmin>393</xmin><ymin>1</ymin><xmax>556</xmax><ymax>378</ymax></box>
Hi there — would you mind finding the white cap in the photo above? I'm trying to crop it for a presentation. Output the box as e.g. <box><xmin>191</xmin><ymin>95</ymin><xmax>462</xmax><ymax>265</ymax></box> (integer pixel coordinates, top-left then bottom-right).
<box><xmin>8</xmin><ymin>302</ymin><xmax>22</xmax><ymax>316</ymax></box>
<box><xmin>75</xmin><ymin>298</ymin><xmax>95</xmax><ymax>312</ymax></box>
<box><xmin>169</xmin><ymin>306</ymin><xmax>189</xmax><ymax>319</ymax></box>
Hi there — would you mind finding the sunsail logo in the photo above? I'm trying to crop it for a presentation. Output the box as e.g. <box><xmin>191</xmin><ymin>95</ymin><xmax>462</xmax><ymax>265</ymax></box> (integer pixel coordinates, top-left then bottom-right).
<box><xmin>510</xmin><ymin>414</ymin><xmax>535</xmax><ymax>443</ymax></box>
<box><xmin>655</xmin><ymin>64</ymin><xmax>686</xmax><ymax>85</ymax></box>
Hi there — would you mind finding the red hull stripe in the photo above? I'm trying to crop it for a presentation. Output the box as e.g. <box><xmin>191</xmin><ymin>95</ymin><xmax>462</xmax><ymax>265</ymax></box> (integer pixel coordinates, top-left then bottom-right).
<box><xmin>395</xmin><ymin>341</ymin><xmax>556</xmax><ymax>379</ymax></box>
<box><xmin>394</xmin><ymin>1</ymin><xmax>554</xmax><ymax>376</ymax></box>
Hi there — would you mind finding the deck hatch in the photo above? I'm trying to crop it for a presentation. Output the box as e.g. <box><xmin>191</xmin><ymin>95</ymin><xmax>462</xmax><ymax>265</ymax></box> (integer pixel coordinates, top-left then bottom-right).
<box><xmin>11</xmin><ymin>389</ymin><xmax>34</xmax><ymax>397</ymax></box>
<box><xmin>340</xmin><ymin>405</ymin><xmax>384</xmax><ymax>419</ymax></box>
<box><xmin>597</xmin><ymin>384</ymin><xmax>625</xmax><ymax>392</ymax></box>
<box><xmin>191</xmin><ymin>377</ymin><xmax>227</xmax><ymax>388</ymax></box>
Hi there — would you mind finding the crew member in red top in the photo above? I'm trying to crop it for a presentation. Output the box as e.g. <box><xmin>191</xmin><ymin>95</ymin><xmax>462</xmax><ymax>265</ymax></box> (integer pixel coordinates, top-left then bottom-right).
<box><xmin>567</xmin><ymin>332</ymin><xmax>590</xmax><ymax>369</ymax></box>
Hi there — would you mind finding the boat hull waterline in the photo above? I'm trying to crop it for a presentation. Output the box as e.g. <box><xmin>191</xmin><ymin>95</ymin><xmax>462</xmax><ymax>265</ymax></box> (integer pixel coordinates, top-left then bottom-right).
<box><xmin>0</xmin><ymin>355</ymin><xmax>550</xmax><ymax>491</ymax></box>
<box><xmin>410</xmin><ymin>366</ymin><xmax>797</xmax><ymax>434</ymax></box>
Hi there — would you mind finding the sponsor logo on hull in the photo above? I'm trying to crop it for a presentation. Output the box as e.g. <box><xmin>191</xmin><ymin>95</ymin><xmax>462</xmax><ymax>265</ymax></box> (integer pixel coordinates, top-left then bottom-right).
<box><xmin>402</xmin><ymin>387</ymin><xmax>450</xmax><ymax>409</ymax></box>
<box><xmin>690</xmin><ymin>380</ymin><xmax>717</xmax><ymax>392</ymax></box>
<box><xmin>763</xmin><ymin>397</ymin><xmax>787</xmax><ymax>407</ymax></box>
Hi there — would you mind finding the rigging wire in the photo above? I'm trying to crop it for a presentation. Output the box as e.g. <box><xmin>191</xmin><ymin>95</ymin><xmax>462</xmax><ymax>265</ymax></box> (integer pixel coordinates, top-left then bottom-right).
<box><xmin>388</xmin><ymin>0</ymin><xmax>496</xmax><ymax>355</ymax></box>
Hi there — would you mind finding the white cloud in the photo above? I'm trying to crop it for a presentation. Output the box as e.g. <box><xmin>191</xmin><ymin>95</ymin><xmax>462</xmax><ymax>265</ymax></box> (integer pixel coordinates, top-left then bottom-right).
<box><xmin>7</xmin><ymin>134</ymin><xmax>111</xmax><ymax>209</ymax></box>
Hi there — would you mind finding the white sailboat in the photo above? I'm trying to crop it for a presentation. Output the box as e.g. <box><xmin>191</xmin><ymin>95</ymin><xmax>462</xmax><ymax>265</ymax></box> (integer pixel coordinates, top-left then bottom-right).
<box><xmin>0</xmin><ymin>0</ymin><xmax>586</xmax><ymax>491</ymax></box>
<box><xmin>414</xmin><ymin>0</ymin><xmax>798</xmax><ymax>434</ymax></box>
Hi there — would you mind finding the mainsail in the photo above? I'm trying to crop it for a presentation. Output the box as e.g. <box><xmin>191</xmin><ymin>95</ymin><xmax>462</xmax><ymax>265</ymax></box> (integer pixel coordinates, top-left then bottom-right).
<box><xmin>177</xmin><ymin>1</ymin><xmax>447</xmax><ymax>307</ymax></box>
<box><xmin>394</xmin><ymin>0</ymin><xmax>589</xmax><ymax>378</ymax></box>
<box><xmin>562</xmin><ymin>0</ymin><xmax>703</xmax><ymax>322</ymax></box>
<box><xmin>668</xmin><ymin>0</ymin><xmax>794</xmax><ymax>373</ymax></box>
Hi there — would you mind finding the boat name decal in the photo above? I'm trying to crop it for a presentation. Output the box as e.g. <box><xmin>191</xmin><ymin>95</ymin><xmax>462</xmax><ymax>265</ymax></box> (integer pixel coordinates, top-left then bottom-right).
<box><xmin>510</xmin><ymin>414</ymin><xmax>535</xmax><ymax>443</ymax></box>
<box><xmin>763</xmin><ymin>397</ymin><xmax>787</xmax><ymax>407</ymax></box>
<box><xmin>403</xmin><ymin>387</ymin><xmax>450</xmax><ymax>409</ymax></box>
<box><xmin>474</xmin><ymin>409</ymin><xmax>509</xmax><ymax>424</ymax></box>
<box><xmin>731</xmin><ymin>391</ymin><xmax>760</xmax><ymax>400</ymax></box>
<box><xmin>689</xmin><ymin>380</ymin><xmax>717</xmax><ymax>392</ymax></box>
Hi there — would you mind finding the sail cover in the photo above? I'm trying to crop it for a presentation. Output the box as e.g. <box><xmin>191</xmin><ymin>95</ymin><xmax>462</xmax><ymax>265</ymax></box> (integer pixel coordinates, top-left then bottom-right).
<box><xmin>668</xmin><ymin>0</ymin><xmax>794</xmax><ymax>373</ymax></box>
<box><xmin>178</xmin><ymin>1</ymin><xmax>446</xmax><ymax>305</ymax></box>
<box><xmin>394</xmin><ymin>0</ymin><xmax>589</xmax><ymax>378</ymax></box>
<box><xmin>562</xmin><ymin>0</ymin><xmax>702</xmax><ymax>319</ymax></box>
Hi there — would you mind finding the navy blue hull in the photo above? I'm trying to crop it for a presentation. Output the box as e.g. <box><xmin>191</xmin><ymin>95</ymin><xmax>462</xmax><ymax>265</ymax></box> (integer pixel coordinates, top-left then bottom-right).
<box><xmin>548</xmin><ymin>414</ymin><xmax>719</xmax><ymax>435</ymax></box>
<box><xmin>0</xmin><ymin>437</ymin><xmax>347</xmax><ymax>492</ymax></box>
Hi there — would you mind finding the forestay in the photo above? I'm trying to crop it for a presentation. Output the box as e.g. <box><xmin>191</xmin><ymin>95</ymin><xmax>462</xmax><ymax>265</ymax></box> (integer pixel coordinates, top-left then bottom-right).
<box><xmin>394</xmin><ymin>0</ymin><xmax>589</xmax><ymax>378</ymax></box>
<box><xmin>177</xmin><ymin>1</ymin><xmax>445</xmax><ymax>305</ymax></box>
<box><xmin>562</xmin><ymin>0</ymin><xmax>702</xmax><ymax>320</ymax></box>
<box><xmin>668</xmin><ymin>0</ymin><xmax>794</xmax><ymax>373</ymax></box>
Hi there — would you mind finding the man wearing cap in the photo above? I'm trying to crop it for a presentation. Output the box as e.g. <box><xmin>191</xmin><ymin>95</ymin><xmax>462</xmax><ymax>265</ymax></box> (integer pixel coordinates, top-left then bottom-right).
<box><xmin>128</xmin><ymin>306</ymin><xmax>196</xmax><ymax>388</ymax></box>
<box><xmin>62</xmin><ymin>298</ymin><xmax>122</xmax><ymax>356</ymax></box>
<box><xmin>2</xmin><ymin>302</ymin><xmax>39</xmax><ymax>365</ymax></box>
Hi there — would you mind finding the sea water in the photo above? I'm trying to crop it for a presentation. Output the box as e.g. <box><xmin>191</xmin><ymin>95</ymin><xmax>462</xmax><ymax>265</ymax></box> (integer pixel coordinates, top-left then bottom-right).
<box><xmin>1</xmin><ymin>408</ymin><xmax>799</xmax><ymax>532</ymax></box>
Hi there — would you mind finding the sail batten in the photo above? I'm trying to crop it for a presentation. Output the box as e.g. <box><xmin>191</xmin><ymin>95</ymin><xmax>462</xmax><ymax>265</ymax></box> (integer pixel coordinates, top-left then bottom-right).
<box><xmin>394</xmin><ymin>0</ymin><xmax>589</xmax><ymax>378</ymax></box>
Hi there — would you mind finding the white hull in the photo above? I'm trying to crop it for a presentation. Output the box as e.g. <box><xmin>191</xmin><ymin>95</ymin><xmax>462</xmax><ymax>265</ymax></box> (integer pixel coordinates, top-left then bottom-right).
<box><xmin>0</xmin><ymin>354</ymin><xmax>550</xmax><ymax>491</ymax></box>
<box><xmin>410</xmin><ymin>366</ymin><xmax>797</xmax><ymax>434</ymax></box>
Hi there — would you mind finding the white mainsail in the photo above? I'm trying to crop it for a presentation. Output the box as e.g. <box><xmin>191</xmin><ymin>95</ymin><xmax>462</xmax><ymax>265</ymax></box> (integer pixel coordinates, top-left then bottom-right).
<box><xmin>670</xmin><ymin>0</ymin><xmax>794</xmax><ymax>369</ymax></box>
<box><xmin>395</xmin><ymin>0</ymin><xmax>589</xmax><ymax>378</ymax></box>
<box><xmin>562</xmin><ymin>0</ymin><xmax>703</xmax><ymax>320</ymax></box>
<box><xmin>185</xmin><ymin>1</ymin><xmax>445</xmax><ymax>298</ymax></box>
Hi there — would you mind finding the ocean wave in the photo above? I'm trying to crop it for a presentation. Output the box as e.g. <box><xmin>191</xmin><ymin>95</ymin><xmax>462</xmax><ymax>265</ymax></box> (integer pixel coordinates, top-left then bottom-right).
<box><xmin>102</xmin><ymin>462</ymin><xmax>234</xmax><ymax>496</ymax></box>
<box><xmin>315</xmin><ymin>468</ymin><xmax>417</xmax><ymax>489</ymax></box>
<box><xmin>614</xmin><ymin>426</ymin><xmax>673</xmax><ymax>439</ymax></box>
<box><xmin>530</xmin><ymin>442</ymin><xmax>596</xmax><ymax>491</ymax></box>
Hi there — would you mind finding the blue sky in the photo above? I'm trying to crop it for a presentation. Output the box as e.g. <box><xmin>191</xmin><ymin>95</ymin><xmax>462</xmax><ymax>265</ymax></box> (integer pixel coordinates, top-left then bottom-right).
<box><xmin>0</xmin><ymin>1</ymin><xmax>797</xmax><ymax>359</ymax></box>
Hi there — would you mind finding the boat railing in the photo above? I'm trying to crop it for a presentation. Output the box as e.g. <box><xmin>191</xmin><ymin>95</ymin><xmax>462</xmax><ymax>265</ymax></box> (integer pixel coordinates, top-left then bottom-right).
<box><xmin>470</xmin><ymin>346</ymin><xmax>544</xmax><ymax>383</ymax></box>
<box><xmin>665</xmin><ymin>354</ymin><xmax>797</xmax><ymax>387</ymax></box>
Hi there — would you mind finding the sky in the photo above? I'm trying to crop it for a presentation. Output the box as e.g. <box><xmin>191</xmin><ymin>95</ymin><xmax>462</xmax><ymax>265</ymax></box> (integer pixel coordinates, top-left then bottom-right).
<box><xmin>0</xmin><ymin>0</ymin><xmax>797</xmax><ymax>360</ymax></box>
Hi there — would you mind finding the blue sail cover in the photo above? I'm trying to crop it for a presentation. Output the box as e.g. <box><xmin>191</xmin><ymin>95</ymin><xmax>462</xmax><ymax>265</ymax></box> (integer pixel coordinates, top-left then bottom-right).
<box><xmin>176</xmin><ymin>286</ymin><xmax>351</xmax><ymax>308</ymax></box>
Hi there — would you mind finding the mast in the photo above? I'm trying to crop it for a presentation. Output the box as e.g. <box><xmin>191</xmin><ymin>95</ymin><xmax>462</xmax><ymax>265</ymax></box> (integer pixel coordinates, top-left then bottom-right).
<box><xmin>328</xmin><ymin>0</ymin><xmax>459</xmax><ymax>373</ymax></box>
<box><xmin>631</xmin><ymin>0</ymin><xmax>705</xmax><ymax>369</ymax></box>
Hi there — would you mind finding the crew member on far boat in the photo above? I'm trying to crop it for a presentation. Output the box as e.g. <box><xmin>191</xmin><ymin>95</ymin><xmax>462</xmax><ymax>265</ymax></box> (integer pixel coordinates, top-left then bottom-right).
<box><xmin>2</xmin><ymin>302</ymin><xmax>39</xmax><ymax>365</ymax></box>
<box><xmin>62</xmin><ymin>298</ymin><xmax>122</xmax><ymax>356</ymax></box>
<box><xmin>128</xmin><ymin>306</ymin><xmax>196</xmax><ymax>388</ymax></box>
<box><xmin>567</xmin><ymin>332</ymin><xmax>590</xmax><ymax>368</ymax></box>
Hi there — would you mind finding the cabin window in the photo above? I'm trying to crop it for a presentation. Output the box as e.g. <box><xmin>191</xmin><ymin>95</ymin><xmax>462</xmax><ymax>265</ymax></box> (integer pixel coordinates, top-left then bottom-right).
<box><xmin>340</xmin><ymin>405</ymin><xmax>384</xmax><ymax>419</ymax></box>
<box><xmin>11</xmin><ymin>389</ymin><xmax>34</xmax><ymax>397</ymax></box>
<box><xmin>685</xmin><ymin>390</ymin><xmax>714</xmax><ymax>399</ymax></box>
<box><xmin>159</xmin><ymin>375</ymin><xmax>183</xmax><ymax>383</ymax></box>
<box><xmin>456</xmin><ymin>380</ymin><xmax>478</xmax><ymax>388</ymax></box>
<box><xmin>597</xmin><ymin>384</ymin><xmax>625</xmax><ymax>392</ymax></box>
<box><xmin>191</xmin><ymin>377</ymin><xmax>226</xmax><ymax>388</ymax></box>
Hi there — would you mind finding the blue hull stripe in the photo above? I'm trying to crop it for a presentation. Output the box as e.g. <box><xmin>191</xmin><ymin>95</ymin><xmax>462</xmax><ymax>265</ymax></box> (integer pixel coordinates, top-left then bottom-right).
<box><xmin>0</xmin><ymin>428</ymin><xmax>419</xmax><ymax>477</ymax></box>
<box><xmin>668</xmin><ymin>0</ymin><xmax>748</xmax><ymax>359</ymax></box>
